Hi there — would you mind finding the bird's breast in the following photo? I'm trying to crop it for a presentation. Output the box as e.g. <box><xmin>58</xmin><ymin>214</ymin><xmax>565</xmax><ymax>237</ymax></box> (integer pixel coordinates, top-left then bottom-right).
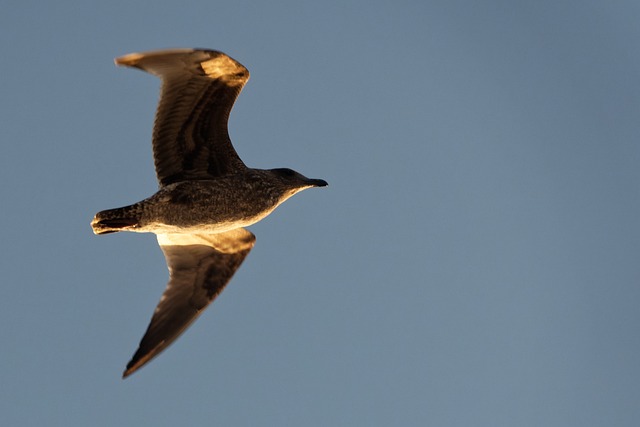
<box><xmin>137</xmin><ymin>178</ymin><xmax>283</xmax><ymax>234</ymax></box>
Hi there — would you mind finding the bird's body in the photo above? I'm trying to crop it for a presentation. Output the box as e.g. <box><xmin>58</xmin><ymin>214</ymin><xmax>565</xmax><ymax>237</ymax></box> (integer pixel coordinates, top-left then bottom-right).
<box><xmin>91</xmin><ymin>48</ymin><xmax>326</xmax><ymax>378</ymax></box>
<box><xmin>93</xmin><ymin>169</ymin><xmax>314</xmax><ymax>235</ymax></box>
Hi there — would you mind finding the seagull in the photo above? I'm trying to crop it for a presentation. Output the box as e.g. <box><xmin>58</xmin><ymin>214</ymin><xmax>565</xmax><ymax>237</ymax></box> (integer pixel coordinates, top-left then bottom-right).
<box><xmin>91</xmin><ymin>48</ymin><xmax>327</xmax><ymax>378</ymax></box>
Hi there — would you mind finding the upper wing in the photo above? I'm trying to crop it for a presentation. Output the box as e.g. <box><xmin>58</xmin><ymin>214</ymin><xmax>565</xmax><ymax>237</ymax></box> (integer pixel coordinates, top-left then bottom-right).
<box><xmin>115</xmin><ymin>49</ymin><xmax>250</xmax><ymax>186</ymax></box>
<box><xmin>123</xmin><ymin>229</ymin><xmax>256</xmax><ymax>378</ymax></box>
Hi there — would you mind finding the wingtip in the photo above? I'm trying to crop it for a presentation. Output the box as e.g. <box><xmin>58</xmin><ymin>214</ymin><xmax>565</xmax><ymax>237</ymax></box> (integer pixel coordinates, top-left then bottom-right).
<box><xmin>114</xmin><ymin>48</ymin><xmax>200</xmax><ymax>68</ymax></box>
<box><xmin>114</xmin><ymin>52</ymin><xmax>144</xmax><ymax>67</ymax></box>
<box><xmin>122</xmin><ymin>359</ymin><xmax>144</xmax><ymax>379</ymax></box>
<box><xmin>122</xmin><ymin>360</ymin><xmax>137</xmax><ymax>379</ymax></box>
<box><xmin>121</xmin><ymin>352</ymin><xmax>148</xmax><ymax>379</ymax></box>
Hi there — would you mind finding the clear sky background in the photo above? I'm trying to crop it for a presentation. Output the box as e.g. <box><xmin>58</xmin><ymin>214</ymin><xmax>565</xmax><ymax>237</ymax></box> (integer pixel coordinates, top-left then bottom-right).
<box><xmin>1</xmin><ymin>1</ymin><xmax>639</xmax><ymax>426</ymax></box>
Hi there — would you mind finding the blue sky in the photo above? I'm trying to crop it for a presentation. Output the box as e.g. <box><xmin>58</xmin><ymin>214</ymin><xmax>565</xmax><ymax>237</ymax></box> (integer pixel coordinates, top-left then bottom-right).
<box><xmin>1</xmin><ymin>1</ymin><xmax>639</xmax><ymax>425</ymax></box>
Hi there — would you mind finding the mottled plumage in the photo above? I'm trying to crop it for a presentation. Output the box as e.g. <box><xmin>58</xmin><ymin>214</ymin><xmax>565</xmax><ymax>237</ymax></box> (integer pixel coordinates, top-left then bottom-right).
<box><xmin>91</xmin><ymin>48</ymin><xmax>326</xmax><ymax>378</ymax></box>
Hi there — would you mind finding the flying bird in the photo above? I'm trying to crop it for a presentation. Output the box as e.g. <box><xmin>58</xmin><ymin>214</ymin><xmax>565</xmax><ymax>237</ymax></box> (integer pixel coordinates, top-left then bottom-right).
<box><xmin>91</xmin><ymin>49</ymin><xmax>327</xmax><ymax>378</ymax></box>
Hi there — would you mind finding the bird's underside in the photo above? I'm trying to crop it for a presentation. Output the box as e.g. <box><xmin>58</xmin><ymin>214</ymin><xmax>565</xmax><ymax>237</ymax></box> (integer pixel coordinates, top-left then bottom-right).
<box><xmin>92</xmin><ymin>48</ymin><xmax>327</xmax><ymax>378</ymax></box>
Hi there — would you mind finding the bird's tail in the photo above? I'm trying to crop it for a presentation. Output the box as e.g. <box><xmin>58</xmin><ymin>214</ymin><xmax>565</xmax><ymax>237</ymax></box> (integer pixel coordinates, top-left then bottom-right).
<box><xmin>91</xmin><ymin>204</ymin><xmax>142</xmax><ymax>235</ymax></box>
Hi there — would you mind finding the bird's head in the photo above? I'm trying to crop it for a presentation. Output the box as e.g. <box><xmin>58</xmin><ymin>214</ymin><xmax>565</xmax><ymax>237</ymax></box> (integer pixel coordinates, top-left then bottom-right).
<box><xmin>269</xmin><ymin>167</ymin><xmax>328</xmax><ymax>199</ymax></box>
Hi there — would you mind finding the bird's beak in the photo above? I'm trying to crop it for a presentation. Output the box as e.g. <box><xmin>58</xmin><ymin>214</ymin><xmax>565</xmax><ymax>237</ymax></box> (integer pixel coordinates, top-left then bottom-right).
<box><xmin>308</xmin><ymin>178</ymin><xmax>328</xmax><ymax>187</ymax></box>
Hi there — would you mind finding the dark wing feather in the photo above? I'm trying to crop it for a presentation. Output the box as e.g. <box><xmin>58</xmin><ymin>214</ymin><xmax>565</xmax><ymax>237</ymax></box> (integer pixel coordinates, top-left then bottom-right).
<box><xmin>115</xmin><ymin>49</ymin><xmax>249</xmax><ymax>186</ymax></box>
<box><xmin>123</xmin><ymin>229</ymin><xmax>256</xmax><ymax>378</ymax></box>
